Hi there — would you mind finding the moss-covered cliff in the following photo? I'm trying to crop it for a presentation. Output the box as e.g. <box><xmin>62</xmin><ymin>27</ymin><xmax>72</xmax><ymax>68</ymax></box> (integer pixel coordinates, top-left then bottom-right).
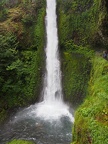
<box><xmin>57</xmin><ymin>0</ymin><xmax>96</xmax><ymax>108</ymax></box>
<box><xmin>62</xmin><ymin>51</ymin><xmax>91</xmax><ymax>108</ymax></box>
<box><xmin>58</xmin><ymin>0</ymin><xmax>108</xmax><ymax>48</ymax></box>
<box><xmin>57</xmin><ymin>0</ymin><xmax>108</xmax><ymax>143</ymax></box>
<box><xmin>72</xmin><ymin>56</ymin><xmax>108</xmax><ymax>144</ymax></box>
<box><xmin>0</xmin><ymin>0</ymin><xmax>46</xmax><ymax>123</ymax></box>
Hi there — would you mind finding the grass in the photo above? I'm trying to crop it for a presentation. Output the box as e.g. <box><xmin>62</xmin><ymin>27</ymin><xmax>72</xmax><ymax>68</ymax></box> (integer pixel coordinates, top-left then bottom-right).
<box><xmin>72</xmin><ymin>56</ymin><xmax>108</xmax><ymax>144</ymax></box>
<box><xmin>7</xmin><ymin>139</ymin><xmax>35</xmax><ymax>144</ymax></box>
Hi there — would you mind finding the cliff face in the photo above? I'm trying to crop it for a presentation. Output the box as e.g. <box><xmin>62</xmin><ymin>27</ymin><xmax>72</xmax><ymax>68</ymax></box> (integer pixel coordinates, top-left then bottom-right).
<box><xmin>0</xmin><ymin>0</ymin><xmax>46</xmax><ymax>122</ymax></box>
<box><xmin>57</xmin><ymin>0</ymin><xmax>108</xmax><ymax>143</ymax></box>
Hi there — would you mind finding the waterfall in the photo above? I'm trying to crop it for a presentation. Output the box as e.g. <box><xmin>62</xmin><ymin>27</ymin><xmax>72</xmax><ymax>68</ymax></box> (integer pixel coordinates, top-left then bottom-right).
<box><xmin>10</xmin><ymin>0</ymin><xmax>74</xmax><ymax>122</ymax></box>
<box><xmin>34</xmin><ymin>0</ymin><xmax>74</xmax><ymax>122</ymax></box>
<box><xmin>44</xmin><ymin>0</ymin><xmax>62</xmax><ymax>103</ymax></box>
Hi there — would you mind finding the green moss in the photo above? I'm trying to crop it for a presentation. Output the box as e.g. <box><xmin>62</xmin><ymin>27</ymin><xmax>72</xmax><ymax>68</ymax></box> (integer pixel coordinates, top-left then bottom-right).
<box><xmin>62</xmin><ymin>50</ymin><xmax>91</xmax><ymax>108</ymax></box>
<box><xmin>58</xmin><ymin>0</ymin><xmax>107</xmax><ymax>47</ymax></box>
<box><xmin>7</xmin><ymin>139</ymin><xmax>35</xmax><ymax>144</ymax></box>
<box><xmin>72</xmin><ymin>56</ymin><xmax>108</xmax><ymax>144</ymax></box>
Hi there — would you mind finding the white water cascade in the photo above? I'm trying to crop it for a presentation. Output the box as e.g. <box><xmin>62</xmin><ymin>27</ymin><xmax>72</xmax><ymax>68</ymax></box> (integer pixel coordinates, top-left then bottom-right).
<box><xmin>34</xmin><ymin>0</ymin><xmax>74</xmax><ymax>122</ymax></box>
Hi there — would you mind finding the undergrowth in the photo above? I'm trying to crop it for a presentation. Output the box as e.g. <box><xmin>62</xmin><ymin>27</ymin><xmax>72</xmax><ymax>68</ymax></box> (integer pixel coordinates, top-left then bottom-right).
<box><xmin>0</xmin><ymin>1</ymin><xmax>46</xmax><ymax>122</ymax></box>
<box><xmin>7</xmin><ymin>139</ymin><xmax>34</xmax><ymax>144</ymax></box>
<box><xmin>72</xmin><ymin>56</ymin><xmax>108</xmax><ymax>144</ymax></box>
<box><xmin>58</xmin><ymin>0</ymin><xmax>107</xmax><ymax>47</ymax></box>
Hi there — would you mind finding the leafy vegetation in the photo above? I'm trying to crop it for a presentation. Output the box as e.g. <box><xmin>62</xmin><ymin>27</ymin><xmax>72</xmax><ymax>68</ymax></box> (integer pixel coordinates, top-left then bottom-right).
<box><xmin>0</xmin><ymin>0</ymin><xmax>46</xmax><ymax>122</ymax></box>
<box><xmin>8</xmin><ymin>139</ymin><xmax>34</xmax><ymax>144</ymax></box>
<box><xmin>58</xmin><ymin>0</ymin><xmax>107</xmax><ymax>48</ymax></box>
<box><xmin>72</xmin><ymin>56</ymin><xmax>108</xmax><ymax>144</ymax></box>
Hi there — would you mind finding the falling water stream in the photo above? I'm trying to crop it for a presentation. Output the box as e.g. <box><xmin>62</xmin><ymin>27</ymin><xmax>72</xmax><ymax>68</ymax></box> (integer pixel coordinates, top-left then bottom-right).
<box><xmin>0</xmin><ymin>0</ymin><xmax>74</xmax><ymax>143</ymax></box>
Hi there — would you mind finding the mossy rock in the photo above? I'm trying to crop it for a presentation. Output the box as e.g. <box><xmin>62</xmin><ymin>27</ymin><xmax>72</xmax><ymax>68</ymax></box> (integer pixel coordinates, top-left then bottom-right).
<box><xmin>72</xmin><ymin>56</ymin><xmax>108</xmax><ymax>144</ymax></box>
<box><xmin>62</xmin><ymin>51</ymin><xmax>91</xmax><ymax>108</ymax></box>
<box><xmin>7</xmin><ymin>139</ymin><xmax>35</xmax><ymax>144</ymax></box>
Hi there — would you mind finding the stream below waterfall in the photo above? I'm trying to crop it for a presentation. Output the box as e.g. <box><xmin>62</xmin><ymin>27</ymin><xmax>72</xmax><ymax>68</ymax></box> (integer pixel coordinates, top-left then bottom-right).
<box><xmin>0</xmin><ymin>104</ymin><xmax>74</xmax><ymax>144</ymax></box>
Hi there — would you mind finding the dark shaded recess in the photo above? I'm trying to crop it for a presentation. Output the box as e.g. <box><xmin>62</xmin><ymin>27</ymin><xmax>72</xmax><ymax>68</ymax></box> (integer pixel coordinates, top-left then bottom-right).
<box><xmin>105</xmin><ymin>0</ymin><xmax>108</xmax><ymax>12</ymax></box>
<box><xmin>71</xmin><ymin>31</ymin><xmax>80</xmax><ymax>45</ymax></box>
<box><xmin>90</xmin><ymin>33</ymin><xmax>104</xmax><ymax>49</ymax></box>
<box><xmin>76</xmin><ymin>0</ymin><xmax>93</xmax><ymax>13</ymax></box>
<box><xmin>92</xmin><ymin>22</ymin><xmax>108</xmax><ymax>49</ymax></box>
<box><xmin>4</xmin><ymin>0</ymin><xmax>19</xmax><ymax>8</ymax></box>
<box><xmin>101</xmin><ymin>16</ymin><xmax>108</xmax><ymax>37</ymax></box>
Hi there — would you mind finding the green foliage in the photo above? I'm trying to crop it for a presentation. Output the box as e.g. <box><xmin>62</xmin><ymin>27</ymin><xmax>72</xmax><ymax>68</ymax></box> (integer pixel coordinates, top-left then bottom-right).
<box><xmin>0</xmin><ymin>8</ymin><xmax>8</xmax><ymax>22</ymax></box>
<box><xmin>62</xmin><ymin>51</ymin><xmax>91</xmax><ymax>108</ymax></box>
<box><xmin>72</xmin><ymin>56</ymin><xmax>108</xmax><ymax>144</ymax></box>
<box><xmin>33</xmin><ymin>8</ymin><xmax>45</xmax><ymax>50</ymax></box>
<box><xmin>22</xmin><ymin>14</ymin><xmax>34</xmax><ymax>25</ymax></box>
<box><xmin>21</xmin><ymin>1</ymin><xmax>45</xmax><ymax>25</ymax></box>
<box><xmin>0</xmin><ymin>1</ymin><xmax>45</xmax><ymax>122</ymax></box>
<box><xmin>64</xmin><ymin>40</ymin><xmax>94</xmax><ymax>58</ymax></box>
<box><xmin>58</xmin><ymin>0</ymin><xmax>106</xmax><ymax>47</ymax></box>
<box><xmin>0</xmin><ymin>34</ymin><xmax>18</xmax><ymax>96</ymax></box>
<box><xmin>8</xmin><ymin>139</ymin><xmax>34</xmax><ymax>144</ymax></box>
